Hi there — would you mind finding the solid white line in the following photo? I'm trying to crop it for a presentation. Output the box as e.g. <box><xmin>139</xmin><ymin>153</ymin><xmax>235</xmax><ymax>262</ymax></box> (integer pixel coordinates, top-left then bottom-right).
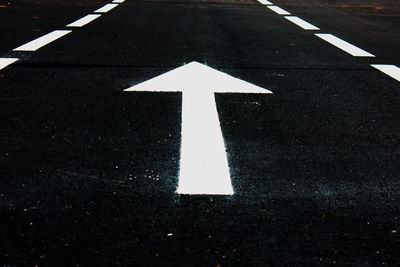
<box><xmin>371</xmin><ymin>64</ymin><xmax>400</xmax><ymax>82</ymax></box>
<box><xmin>67</xmin><ymin>14</ymin><xmax>101</xmax><ymax>27</ymax></box>
<box><xmin>13</xmin><ymin>30</ymin><xmax>72</xmax><ymax>51</ymax></box>
<box><xmin>285</xmin><ymin>16</ymin><xmax>319</xmax><ymax>30</ymax></box>
<box><xmin>113</xmin><ymin>0</ymin><xmax>125</xmax><ymax>3</ymax></box>
<box><xmin>0</xmin><ymin>58</ymin><xmax>18</xmax><ymax>70</ymax></box>
<box><xmin>94</xmin><ymin>3</ymin><xmax>118</xmax><ymax>13</ymax></box>
<box><xmin>315</xmin><ymin>33</ymin><xmax>375</xmax><ymax>57</ymax></box>
<box><xmin>257</xmin><ymin>0</ymin><xmax>273</xmax><ymax>5</ymax></box>
<box><xmin>177</xmin><ymin>90</ymin><xmax>234</xmax><ymax>195</ymax></box>
<box><xmin>267</xmin><ymin>5</ymin><xmax>291</xmax><ymax>15</ymax></box>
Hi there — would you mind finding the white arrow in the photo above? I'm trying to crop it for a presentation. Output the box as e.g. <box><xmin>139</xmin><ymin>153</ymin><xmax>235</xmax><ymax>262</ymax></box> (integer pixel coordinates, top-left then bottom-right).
<box><xmin>125</xmin><ymin>61</ymin><xmax>272</xmax><ymax>195</ymax></box>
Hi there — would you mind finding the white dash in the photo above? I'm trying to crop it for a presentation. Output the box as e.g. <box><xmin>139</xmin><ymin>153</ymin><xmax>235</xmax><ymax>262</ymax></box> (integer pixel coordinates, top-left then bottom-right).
<box><xmin>0</xmin><ymin>58</ymin><xmax>18</xmax><ymax>70</ymax></box>
<box><xmin>285</xmin><ymin>16</ymin><xmax>319</xmax><ymax>30</ymax></box>
<box><xmin>257</xmin><ymin>0</ymin><xmax>273</xmax><ymax>5</ymax></box>
<box><xmin>67</xmin><ymin>14</ymin><xmax>101</xmax><ymax>27</ymax></box>
<box><xmin>315</xmin><ymin>33</ymin><xmax>375</xmax><ymax>57</ymax></box>
<box><xmin>113</xmin><ymin>0</ymin><xmax>125</xmax><ymax>3</ymax></box>
<box><xmin>371</xmin><ymin>64</ymin><xmax>400</xmax><ymax>82</ymax></box>
<box><xmin>94</xmin><ymin>3</ymin><xmax>118</xmax><ymax>13</ymax></box>
<box><xmin>13</xmin><ymin>30</ymin><xmax>72</xmax><ymax>52</ymax></box>
<box><xmin>267</xmin><ymin>6</ymin><xmax>291</xmax><ymax>15</ymax></box>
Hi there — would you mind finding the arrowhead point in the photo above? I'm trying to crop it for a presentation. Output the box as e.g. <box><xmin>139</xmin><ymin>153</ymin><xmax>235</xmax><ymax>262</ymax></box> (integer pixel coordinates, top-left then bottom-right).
<box><xmin>124</xmin><ymin>61</ymin><xmax>272</xmax><ymax>94</ymax></box>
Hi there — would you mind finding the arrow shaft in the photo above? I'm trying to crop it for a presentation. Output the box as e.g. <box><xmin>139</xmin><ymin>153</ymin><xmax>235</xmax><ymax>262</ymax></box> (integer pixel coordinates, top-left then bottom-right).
<box><xmin>177</xmin><ymin>90</ymin><xmax>234</xmax><ymax>195</ymax></box>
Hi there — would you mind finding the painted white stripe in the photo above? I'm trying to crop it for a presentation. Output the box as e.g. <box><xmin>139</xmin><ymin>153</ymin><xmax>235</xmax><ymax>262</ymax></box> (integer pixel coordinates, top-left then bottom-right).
<box><xmin>94</xmin><ymin>3</ymin><xmax>118</xmax><ymax>13</ymax></box>
<box><xmin>285</xmin><ymin>16</ymin><xmax>319</xmax><ymax>30</ymax></box>
<box><xmin>257</xmin><ymin>0</ymin><xmax>273</xmax><ymax>5</ymax></box>
<box><xmin>371</xmin><ymin>64</ymin><xmax>400</xmax><ymax>82</ymax></box>
<box><xmin>267</xmin><ymin>5</ymin><xmax>291</xmax><ymax>15</ymax></box>
<box><xmin>113</xmin><ymin>0</ymin><xmax>125</xmax><ymax>3</ymax></box>
<box><xmin>0</xmin><ymin>58</ymin><xmax>18</xmax><ymax>70</ymax></box>
<box><xmin>177</xmin><ymin>90</ymin><xmax>234</xmax><ymax>195</ymax></box>
<box><xmin>13</xmin><ymin>30</ymin><xmax>72</xmax><ymax>51</ymax></box>
<box><xmin>315</xmin><ymin>33</ymin><xmax>375</xmax><ymax>57</ymax></box>
<box><xmin>67</xmin><ymin>14</ymin><xmax>101</xmax><ymax>27</ymax></box>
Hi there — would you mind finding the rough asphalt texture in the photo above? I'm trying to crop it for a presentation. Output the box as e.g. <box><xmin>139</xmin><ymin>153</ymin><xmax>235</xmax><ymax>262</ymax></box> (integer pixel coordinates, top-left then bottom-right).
<box><xmin>1</xmin><ymin>0</ymin><xmax>400</xmax><ymax>265</ymax></box>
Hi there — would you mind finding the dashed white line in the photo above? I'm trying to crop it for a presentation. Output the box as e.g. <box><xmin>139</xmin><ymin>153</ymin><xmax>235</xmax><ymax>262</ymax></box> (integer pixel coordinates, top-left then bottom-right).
<box><xmin>2</xmin><ymin>2</ymin><xmax>123</xmax><ymax>71</ymax></box>
<box><xmin>267</xmin><ymin>6</ymin><xmax>291</xmax><ymax>15</ymax></box>
<box><xmin>67</xmin><ymin>14</ymin><xmax>101</xmax><ymax>27</ymax></box>
<box><xmin>94</xmin><ymin>3</ymin><xmax>118</xmax><ymax>13</ymax></box>
<box><xmin>371</xmin><ymin>64</ymin><xmax>400</xmax><ymax>82</ymax></box>
<box><xmin>0</xmin><ymin>58</ymin><xmax>19</xmax><ymax>70</ymax></box>
<box><xmin>257</xmin><ymin>0</ymin><xmax>273</xmax><ymax>5</ymax></box>
<box><xmin>315</xmin><ymin>33</ymin><xmax>375</xmax><ymax>57</ymax></box>
<box><xmin>13</xmin><ymin>30</ymin><xmax>72</xmax><ymax>52</ymax></box>
<box><xmin>284</xmin><ymin>16</ymin><xmax>319</xmax><ymax>30</ymax></box>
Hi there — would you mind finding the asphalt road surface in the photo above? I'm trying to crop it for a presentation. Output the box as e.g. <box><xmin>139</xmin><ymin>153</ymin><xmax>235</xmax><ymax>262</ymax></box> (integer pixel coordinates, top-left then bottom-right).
<box><xmin>1</xmin><ymin>0</ymin><xmax>400</xmax><ymax>265</ymax></box>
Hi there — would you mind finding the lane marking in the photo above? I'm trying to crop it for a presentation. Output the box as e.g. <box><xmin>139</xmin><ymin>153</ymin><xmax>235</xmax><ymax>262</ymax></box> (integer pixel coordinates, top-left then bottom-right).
<box><xmin>284</xmin><ymin>16</ymin><xmax>319</xmax><ymax>30</ymax></box>
<box><xmin>13</xmin><ymin>30</ymin><xmax>72</xmax><ymax>51</ymax></box>
<box><xmin>0</xmin><ymin>58</ymin><xmax>18</xmax><ymax>70</ymax></box>
<box><xmin>267</xmin><ymin>6</ymin><xmax>291</xmax><ymax>15</ymax></box>
<box><xmin>67</xmin><ymin>14</ymin><xmax>101</xmax><ymax>27</ymax></box>
<box><xmin>371</xmin><ymin>64</ymin><xmax>400</xmax><ymax>82</ymax></box>
<box><xmin>94</xmin><ymin>3</ymin><xmax>118</xmax><ymax>13</ymax></box>
<box><xmin>1</xmin><ymin>2</ymin><xmax>123</xmax><ymax>67</ymax></box>
<box><xmin>125</xmin><ymin>62</ymin><xmax>272</xmax><ymax>195</ymax></box>
<box><xmin>315</xmin><ymin>33</ymin><xmax>375</xmax><ymax>57</ymax></box>
<box><xmin>257</xmin><ymin>0</ymin><xmax>273</xmax><ymax>5</ymax></box>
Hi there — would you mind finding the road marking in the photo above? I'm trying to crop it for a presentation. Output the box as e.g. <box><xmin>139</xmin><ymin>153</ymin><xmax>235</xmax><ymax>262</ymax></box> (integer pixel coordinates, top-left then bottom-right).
<box><xmin>284</xmin><ymin>16</ymin><xmax>319</xmax><ymax>30</ymax></box>
<box><xmin>94</xmin><ymin>3</ymin><xmax>118</xmax><ymax>13</ymax></box>
<box><xmin>267</xmin><ymin>6</ymin><xmax>291</xmax><ymax>15</ymax></box>
<box><xmin>257</xmin><ymin>0</ymin><xmax>273</xmax><ymax>5</ymax></box>
<box><xmin>179</xmin><ymin>89</ymin><xmax>234</xmax><ymax>195</ymax></box>
<box><xmin>113</xmin><ymin>0</ymin><xmax>125</xmax><ymax>3</ymax></box>
<box><xmin>67</xmin><ymin>14</ymin><xmax>101</xmax><ymax>27</ymax></box>
<box><xmin>0</xmin><ymin>58</ymin><xmax>18</xmax><ymax>70</ymax></box>
<box><xmin>371</xmin><ymin>64</ymin><xmax>400</xmax><ymax>82</ymax></box>
<box><xmin>125</xmin><ymin>62</ymin><xmax>272</xmax><ymax>195</ymax></box>
<box><xmin>315</xmin><ymin>33</ymin><xmax>375</xmax><ymax>57</ymax></box>
<box><xmin>13</xmin><ymin>30</ymin><xmax>72</xmax><ymax>51</ymax></box>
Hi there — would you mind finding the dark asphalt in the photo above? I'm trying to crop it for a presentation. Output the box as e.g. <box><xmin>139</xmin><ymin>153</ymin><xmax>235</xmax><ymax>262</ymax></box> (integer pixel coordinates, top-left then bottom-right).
<box><xmin>1</xmin><ymin>0</ymin><xmax>400</xmax><ymax>266</ymax></box>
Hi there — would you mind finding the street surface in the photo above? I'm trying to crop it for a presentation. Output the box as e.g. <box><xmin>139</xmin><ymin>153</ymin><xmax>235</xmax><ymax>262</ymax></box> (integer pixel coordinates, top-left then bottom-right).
<box><xmin>1</xmin><ymin>0</ymin><xmax>400</xmax><ymax>265</ymax></box>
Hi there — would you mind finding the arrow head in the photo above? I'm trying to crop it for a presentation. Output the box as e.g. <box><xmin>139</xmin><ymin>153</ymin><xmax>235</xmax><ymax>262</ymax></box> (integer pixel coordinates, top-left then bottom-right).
<box><xmin>124</xmin><ymin>61</ymin><xmax>272</xmax><ymax>94</ymax></box>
